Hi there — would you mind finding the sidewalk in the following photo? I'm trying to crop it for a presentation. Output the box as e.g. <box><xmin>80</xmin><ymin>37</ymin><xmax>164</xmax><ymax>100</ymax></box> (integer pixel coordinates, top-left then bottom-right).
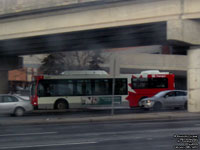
<box><xmin>1</xmin><ymin>111</ymin><xmax>200</xmax><ymax>126</ymax></box>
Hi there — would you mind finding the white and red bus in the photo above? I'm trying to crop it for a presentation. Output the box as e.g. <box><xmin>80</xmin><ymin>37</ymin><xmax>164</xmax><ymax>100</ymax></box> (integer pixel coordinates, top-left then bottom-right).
<box><xmin>31</xmin><ymin>71</ymin><xmax>128</xmax><ymax>110</ymax></box>
<box><xmin>126</xmin><ymin>70</ymin><xmax>175</xmax><ymax>108</ymax></box>
<box><xmin>30</xmin><ymin>70</ymin><xmax>174</xmax><ymax>109</ymax></box>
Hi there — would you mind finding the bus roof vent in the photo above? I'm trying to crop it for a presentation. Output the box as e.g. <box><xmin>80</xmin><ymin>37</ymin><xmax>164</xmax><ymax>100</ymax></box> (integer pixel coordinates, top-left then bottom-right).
<box><xmin>61</xmin><ymin>70</ymin><xmax>108</xmax><ymax>75</ymax></box>
<box><xmin>141</xmin><ymin>70</ymin><xmax>169</xmax><ymax>75</ymax></box>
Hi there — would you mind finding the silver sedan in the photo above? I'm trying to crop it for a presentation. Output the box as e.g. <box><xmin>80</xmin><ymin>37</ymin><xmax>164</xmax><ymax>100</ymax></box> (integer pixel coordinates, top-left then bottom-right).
<box><xmin>139</xmin><ymin>90</ymin><xmax>187</xmax><ymax>110</ymax></box>
<box><xmin>0</xmin><ymin>94</ymin><xmax>33</xmax><ymax>116</ymax></box>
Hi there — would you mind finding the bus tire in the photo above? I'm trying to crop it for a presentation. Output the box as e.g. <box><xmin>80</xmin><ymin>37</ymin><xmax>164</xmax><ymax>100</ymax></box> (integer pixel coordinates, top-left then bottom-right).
<box><xmin>153</xmin><ymin>102</ymin><xmax>162</xmax><ymax>111</ymax></box>
<box><xmin>54</xmin><ymin>99</ymin><xmax>69</xmax><ymax>110</ymax></box>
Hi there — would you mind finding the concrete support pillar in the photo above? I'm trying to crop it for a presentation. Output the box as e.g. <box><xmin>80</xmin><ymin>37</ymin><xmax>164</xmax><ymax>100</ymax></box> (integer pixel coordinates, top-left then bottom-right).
<box><xmin>0</xmin><ymin>70</ymin><xmax>8</xmax><ymax>94</ymax></box>
<box><xmin>188</xmin><ymin>49</ymin><xmax>200</xmax><ymax>112</ymax></box>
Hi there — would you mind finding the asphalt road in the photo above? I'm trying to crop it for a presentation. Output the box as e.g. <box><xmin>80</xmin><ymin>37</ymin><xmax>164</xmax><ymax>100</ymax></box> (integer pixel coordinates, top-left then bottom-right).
<box><xmin>0</xmin><ymin>108</ymin><xmax>186</xmax><ymax>122</ymax></box>
<box><xmin>0</xmin><ymin>118</ymin><xmax>199</xmax><ymax>150</ymax></box>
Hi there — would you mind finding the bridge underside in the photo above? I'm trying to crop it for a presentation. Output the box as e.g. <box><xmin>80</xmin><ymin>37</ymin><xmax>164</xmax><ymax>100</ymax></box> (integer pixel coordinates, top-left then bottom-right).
<box><xmin>0</xmin><ymin>22</ymin><xmax>173</xmax><ymax>56</ymax></box>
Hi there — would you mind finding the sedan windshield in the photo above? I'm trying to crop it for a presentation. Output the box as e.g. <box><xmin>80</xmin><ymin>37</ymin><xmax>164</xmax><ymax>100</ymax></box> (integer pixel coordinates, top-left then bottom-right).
<box><xmin>153</xmin><ymin>91</ymin><xmax>168</xmax><ymax>98</ymax></box>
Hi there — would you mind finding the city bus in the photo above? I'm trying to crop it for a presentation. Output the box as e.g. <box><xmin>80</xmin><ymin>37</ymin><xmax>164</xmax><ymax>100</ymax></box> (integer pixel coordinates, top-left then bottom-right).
<box><xmin>30</xmin><ymin>71</ymin><xmax>129</xmax><ymax>110</ymax></box>
<box><xmin>126</xmin><ymin>70</ymin><xmax>175</xmax><ymax>108</ymax></box>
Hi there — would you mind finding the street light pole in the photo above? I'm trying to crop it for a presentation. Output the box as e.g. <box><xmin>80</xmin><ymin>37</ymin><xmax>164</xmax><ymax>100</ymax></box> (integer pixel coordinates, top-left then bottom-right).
<box><xmin>111</xmin><ymin>57</ymin><xmax>116</xmax><ymax>116</ymax></box>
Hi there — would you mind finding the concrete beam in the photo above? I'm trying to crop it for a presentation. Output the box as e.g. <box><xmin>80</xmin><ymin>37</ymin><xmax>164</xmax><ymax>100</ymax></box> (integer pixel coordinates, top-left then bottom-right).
<box><xmin>167</xmin><ymin>19</ymin><xmax>200</xmax><ymax>45</ymax></box>
<box><xmin>183</xmin><ymin>0</ymin><xmax>200</xmax><ymax>19</ymax></box>
<box><xmin>0</xmin><ymin>0</ymin><xmax>200</xmax><ymax>44</ymax></box>
<box><xmin>0</xmin><ymin>0</ymin><xmax>200</xmax><ymax>19</ymax></box>
<box><xmin>0</xmin><ymin>0</ymin><xmax>182</xmax><ymax>40</ymax></box>
<box><xmin>0</xmin><ymin>0</ymin><xmax>98</xmax><ymax>16</ymax></box>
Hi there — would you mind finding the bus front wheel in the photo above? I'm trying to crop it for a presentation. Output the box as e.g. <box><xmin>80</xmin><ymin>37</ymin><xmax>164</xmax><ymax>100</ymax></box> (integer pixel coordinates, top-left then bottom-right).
<box><xmin>54</xmin><ymin>99</ymin><xmax>69</xmax><ymax>110</ymax></box>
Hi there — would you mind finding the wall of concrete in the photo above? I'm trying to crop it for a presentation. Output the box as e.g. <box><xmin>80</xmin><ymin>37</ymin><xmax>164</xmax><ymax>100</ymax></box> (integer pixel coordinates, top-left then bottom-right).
<box><xmin>104</xmin><ymin>53</ymin><xmax>187</xmax><ymax>71</ymax></box>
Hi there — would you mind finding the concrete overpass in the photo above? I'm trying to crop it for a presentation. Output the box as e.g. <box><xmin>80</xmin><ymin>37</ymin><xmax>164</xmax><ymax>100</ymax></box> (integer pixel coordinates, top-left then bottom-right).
<box><xmin>0</xmin><ymin>0</ymin><xmax>200</xmax><ymax>55</ymax></box>
<box><xmin>0</xmin><ymin>0</ymin><xmax>200</xmax><ymax>112</ymax></box>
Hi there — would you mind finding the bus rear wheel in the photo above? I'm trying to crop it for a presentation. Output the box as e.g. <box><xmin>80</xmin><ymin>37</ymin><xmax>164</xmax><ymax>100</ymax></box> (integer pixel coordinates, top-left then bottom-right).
<box><xmin>55</xmin><ymin>100</ymin><xmax>69</xmax><ymax>110</ymax></box>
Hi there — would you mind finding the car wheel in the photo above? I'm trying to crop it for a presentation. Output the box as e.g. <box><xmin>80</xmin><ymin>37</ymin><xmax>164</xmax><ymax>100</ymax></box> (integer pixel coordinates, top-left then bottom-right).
<box><xmin>153</xmin><ymin>102</ymin><xmax>162</xmax><ymax>111</ymax></box>
<box><xmin>14</xmin><ymin>107</ymin><xmax>25</xmax><ymax>117</ymax></box>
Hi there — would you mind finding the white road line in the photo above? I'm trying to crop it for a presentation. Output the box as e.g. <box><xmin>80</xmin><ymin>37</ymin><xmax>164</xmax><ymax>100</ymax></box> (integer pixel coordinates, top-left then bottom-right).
<box><xmin>0</xmin><ymin>132</ymin><xmax>57</xmax><ymax>137</ymax></box>
<box><xmin>0</xmin><ymin>141</ymin><xmax>97</xmax><ymax>149</ymax></box>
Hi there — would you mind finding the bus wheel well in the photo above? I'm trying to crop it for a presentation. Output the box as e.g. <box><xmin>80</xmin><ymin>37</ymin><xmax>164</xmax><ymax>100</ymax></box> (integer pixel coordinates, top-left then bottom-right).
<box><xmin>54</xmin><ymin>99</ymin><xmax>69</xmax><ymax>110</ymax></box>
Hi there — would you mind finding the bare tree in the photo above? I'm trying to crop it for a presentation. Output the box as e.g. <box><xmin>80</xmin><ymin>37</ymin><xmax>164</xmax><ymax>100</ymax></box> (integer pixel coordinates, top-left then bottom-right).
<box><xmin>39</xmin><ymin>50</ymin><xmax>105</xmax><ymax>75</ymax></box>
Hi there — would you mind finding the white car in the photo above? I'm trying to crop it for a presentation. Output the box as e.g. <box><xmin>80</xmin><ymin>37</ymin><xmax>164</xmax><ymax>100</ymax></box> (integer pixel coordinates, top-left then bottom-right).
<box><xmin>0</xmin><ymin>94</ymin><xmax>33</xmax><ymax>116</ymax></box>
<box><xmin>139</xmin><ymin>90</ymin><xmax>187</xmax><ymax>110</ymax></box>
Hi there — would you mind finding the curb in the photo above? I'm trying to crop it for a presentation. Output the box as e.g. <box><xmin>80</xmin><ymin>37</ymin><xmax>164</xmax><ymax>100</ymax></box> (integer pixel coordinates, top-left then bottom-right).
<box><xmin>1</xmin><ymin>111</ymin><xmax>200</xmax><ymax>126</ymax></box>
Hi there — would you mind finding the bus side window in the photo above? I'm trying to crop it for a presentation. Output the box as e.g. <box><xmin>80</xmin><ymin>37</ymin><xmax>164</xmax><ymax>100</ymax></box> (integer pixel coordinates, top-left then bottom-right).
<box><xmin>149</xmin><ymin>78</ymin><xmax>168</xmax><ymax>88</ymax></box>
<box><xmin>115</xmin><ymin>79</ymin><xmax>127</xmax><ymax>95</ymax></box>
<box><xmin>84</xmin><ymin>80</ymin><xmax>92</xmax><ymax>95</ymax></box>
<box><xmin>76</xmin><ymin>80</ymin><xmax>84</xmax><ymax>95</ymax></box>
<box><xmin>75</xmin><ymin>80</ymin><xmax>92</xmax><ymax>96</ymax></box>
<box><xmin>93</xmin><ymin>79</ymin><xmax>110</xmax><ymax>95</ymax></box>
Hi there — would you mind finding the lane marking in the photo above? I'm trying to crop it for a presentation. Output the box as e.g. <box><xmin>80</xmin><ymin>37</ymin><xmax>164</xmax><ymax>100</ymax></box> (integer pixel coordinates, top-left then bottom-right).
<box><xmin>0</xmin><ymin>141</ymin><xmax>97</xmax><ymax>149</ymax></box>
<box><xmin>0</xmin><ymin>132</ymin><xmax>57</xmax><ymax>137</ymax></box>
